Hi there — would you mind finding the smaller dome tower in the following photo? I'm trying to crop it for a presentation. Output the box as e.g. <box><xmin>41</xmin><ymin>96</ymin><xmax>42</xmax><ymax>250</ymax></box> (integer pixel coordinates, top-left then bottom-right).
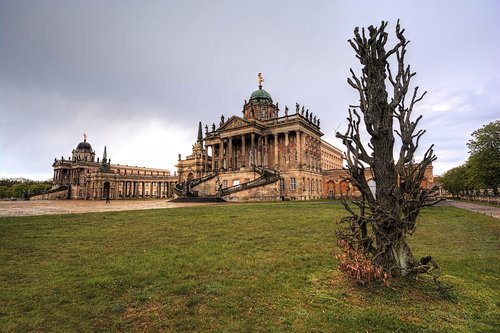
<box><xmin>72</xmin><ymin>134</ymin><xmax>96</xmax><ymax>162</ymax></box>
<box><xmin>243</xmin><ymin>73</ymin><xmax>278</xmax><ymax>121</ymax></box>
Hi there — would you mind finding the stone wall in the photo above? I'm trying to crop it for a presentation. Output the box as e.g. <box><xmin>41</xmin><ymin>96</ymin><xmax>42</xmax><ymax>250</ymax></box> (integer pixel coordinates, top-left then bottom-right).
<box><xmin>30</xmin><ymin>188</ymin><xmax>70</xmax><ymax>200</ymax></box>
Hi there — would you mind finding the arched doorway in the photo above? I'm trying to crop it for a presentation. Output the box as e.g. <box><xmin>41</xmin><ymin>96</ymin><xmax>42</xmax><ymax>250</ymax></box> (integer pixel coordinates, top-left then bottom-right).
<box><xmin>339</xmin><ymin>180</ymin><xmax>350</xmax><ymax>197</ymax></box>
<box><xmin>327</xmin><ymin>180</ymin><xmax>335</xmax><ymax>198</ymax></box>
<box><xmin>103</xmin><ymin>182</ymin><xmax>111</xmax><ymax>200</ymax></box>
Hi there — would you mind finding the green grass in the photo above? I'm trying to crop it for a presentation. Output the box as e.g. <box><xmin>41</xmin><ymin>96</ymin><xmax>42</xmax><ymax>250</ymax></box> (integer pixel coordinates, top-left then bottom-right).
<box><xmin>0</xmin><ymin>202</ymin><xmax>499</xmax><ymax>332</ymax></box>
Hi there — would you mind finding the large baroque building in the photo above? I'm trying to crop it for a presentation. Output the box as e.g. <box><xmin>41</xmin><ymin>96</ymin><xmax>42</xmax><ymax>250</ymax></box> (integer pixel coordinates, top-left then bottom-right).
<box><xmin>44</xmin><ymin>136</ymin><xmax>177</xmax><ymax>200</ymax></box>
<box><xmin>176</xmin><ymin>79</ymin><xmax>345</xmax><ymax>201</ymax></box>
<box><xmin>176</xmin><ymin>78</ymin><xmax>435</xmax><ymax>201</ymax></box>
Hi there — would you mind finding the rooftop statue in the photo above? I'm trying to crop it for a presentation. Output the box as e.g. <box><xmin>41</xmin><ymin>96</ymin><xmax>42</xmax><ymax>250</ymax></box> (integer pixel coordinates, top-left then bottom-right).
<box><xmin>258</xmin><ymin>72</ymin><xmax>264</xmax><ymax>86</ymax></box>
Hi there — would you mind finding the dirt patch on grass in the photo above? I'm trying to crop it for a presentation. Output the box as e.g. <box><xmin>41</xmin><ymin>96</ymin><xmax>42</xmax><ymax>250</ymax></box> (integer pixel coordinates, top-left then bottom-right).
<box><xmin>0</xmin><ymin>199</ymin><xmax>225</xmax><ymax>217</ymax></box>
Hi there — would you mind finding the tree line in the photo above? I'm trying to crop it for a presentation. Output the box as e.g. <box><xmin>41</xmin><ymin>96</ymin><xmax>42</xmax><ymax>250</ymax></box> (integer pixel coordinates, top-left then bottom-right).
<box><xmin>0</xmin><ymin>178</ymin><xmax>52</xmax><ymax>199</ymax></box>
<box><xmin>440</xmin><ymin>120</ymin><xmax>500</xmax><ymax>196</ymax></box>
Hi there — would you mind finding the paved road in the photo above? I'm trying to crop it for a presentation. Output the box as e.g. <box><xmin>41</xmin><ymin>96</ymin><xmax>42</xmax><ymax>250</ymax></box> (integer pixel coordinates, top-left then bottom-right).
<box><xmin>0</xmin><ymin>199</ymin><xmax>224</xmax><ymax>217</ymax></box>
<box><xmin>443</xmin><ymin>200</ymin><xmax>500</xmax><ymax>219</ymax></box>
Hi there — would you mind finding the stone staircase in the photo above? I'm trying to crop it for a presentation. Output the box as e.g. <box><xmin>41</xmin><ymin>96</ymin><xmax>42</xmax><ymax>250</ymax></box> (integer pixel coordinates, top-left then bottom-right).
<box><xmin>173</xmin><ymin>171</ymin><xmax>219</xmax><ymax>198</ymax></box>
<box><xmin>217</xmin><ymin>166</ymin><xmax>280</xmax><ymax>197</ymax></box>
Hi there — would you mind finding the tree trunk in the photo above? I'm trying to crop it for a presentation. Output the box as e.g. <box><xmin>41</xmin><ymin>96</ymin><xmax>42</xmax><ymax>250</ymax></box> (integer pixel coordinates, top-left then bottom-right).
<box><xmin>373</xmin><ymin>232</ymin><xmax>416</xmax><ymax>276</ymax></box>
<box><xmin>336</xmin><ymin>21</ymin><xmax>439</xmax><ymax>282</ymax></box>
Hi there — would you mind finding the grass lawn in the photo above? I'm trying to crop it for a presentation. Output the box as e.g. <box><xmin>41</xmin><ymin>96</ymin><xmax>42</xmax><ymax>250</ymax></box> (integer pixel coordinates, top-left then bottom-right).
<box><xmin>0</xmin><ymin>202</ymin><xmax>499</xmax><ymax>332</ymax></box>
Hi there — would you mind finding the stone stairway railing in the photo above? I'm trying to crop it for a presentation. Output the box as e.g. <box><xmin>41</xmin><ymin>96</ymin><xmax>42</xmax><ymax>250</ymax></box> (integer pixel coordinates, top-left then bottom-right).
<box><xmin>174</xmin><ymin>171</ymin><xmax>219</xmax><ymax>197</ymax></box>
<box><xmin>217</xmin><ymin>165</ymin><xmax>280</xmax><ymax>197</ymax></box>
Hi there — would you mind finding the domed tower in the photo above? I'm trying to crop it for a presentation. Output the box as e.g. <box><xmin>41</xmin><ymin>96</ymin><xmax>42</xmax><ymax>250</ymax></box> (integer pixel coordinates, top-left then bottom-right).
<box><xmin>243</xmin><ymin>73</ymin><xmax>278</xmax><ymax>121</ymax></box>
<box><xmin>72</xmin><ymin>134</ymin><xmax>96</xmax><ymax>162</ymax></box>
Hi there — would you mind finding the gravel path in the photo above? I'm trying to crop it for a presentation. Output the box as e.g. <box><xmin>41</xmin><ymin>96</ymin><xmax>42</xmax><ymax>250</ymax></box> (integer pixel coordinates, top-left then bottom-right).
<box><xmin>2</xmin><ymin>199</ymin><xmax>499</xmax><ymax>219</ymax></box>
<box><xmin>443</xmin><ymin>200</ymin><xmax>500</xmax><ymax>219</ymax></box>
<box><xmin>0</xmin><ymin>199</ymin><xmax>224</xmax><ymax>217</ymax></box>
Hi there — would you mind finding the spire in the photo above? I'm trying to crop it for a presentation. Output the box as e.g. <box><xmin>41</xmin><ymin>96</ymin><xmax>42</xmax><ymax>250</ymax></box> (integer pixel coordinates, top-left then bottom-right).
<box><xmin>83</xmin><ymin>133</ymin><xmax>87</xmax><ymax>142</ymax></box>
<box><xmin>197</xmin><ymin>121</ymin><xmax>203</xmax><ymax>143</ymax></box>
<box><xmin>103</xmin><ymin>146</ymin><xmax>107</xmax><ymax>162</ymax></box>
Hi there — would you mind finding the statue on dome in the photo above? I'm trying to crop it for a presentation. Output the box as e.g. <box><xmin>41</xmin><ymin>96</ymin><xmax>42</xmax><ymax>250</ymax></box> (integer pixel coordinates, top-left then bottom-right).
<box><xmin>258</xmin><ymin>72</ymin><xmax>264</xmax><ymax>86</ymax></box>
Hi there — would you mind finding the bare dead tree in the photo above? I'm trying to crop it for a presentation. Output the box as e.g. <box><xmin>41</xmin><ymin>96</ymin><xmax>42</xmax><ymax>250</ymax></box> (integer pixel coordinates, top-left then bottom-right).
<box><xmin>336</xmin><ymin>20</ymin><xmax>439</xmax><ymax>277</ymax></box>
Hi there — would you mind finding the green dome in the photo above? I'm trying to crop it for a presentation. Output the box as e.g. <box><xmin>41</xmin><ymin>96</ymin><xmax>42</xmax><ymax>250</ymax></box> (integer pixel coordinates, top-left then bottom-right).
<box><xmin>249</xmin><ymin>86</ymin><xmax>273</xmax><ymax>102</ymax></box>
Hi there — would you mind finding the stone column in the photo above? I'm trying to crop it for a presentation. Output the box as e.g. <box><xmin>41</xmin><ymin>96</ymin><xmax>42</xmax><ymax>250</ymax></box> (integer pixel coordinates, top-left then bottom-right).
<box><xmin>250</xmin><ymin>133</ymin><xmax>255</xmax><ymax>166</ymax></box>
<box><xmin>210</xmin><ymin>145</ymin><xmax>215</xmax><ymax>172</ymax></box>
<box><xmin>204</xmin><ymin>145</ymin><xmax>209</xmax><ymax>172</ymax></box>
<box><xmin>285</xmin><ymin>132</ymin><xmax>289</xmax><ymax>167</ymax></box>
<box><xmin>257</xmin><ymin>136</ymin><xmax>262</xmax><ymax>166</ymax></box>
<box><xmin>220</xmin><ymin>142</ymin><xmax>225</xmax><ymax>170</ymax></box>
<box><xmin>296</xmin><ymin>131</ymin><xmax>301</xmax><ymax>167</ymax></box>
<box><xmin>241</xmin><ymin>134</ymin><xmax>246</xmax><ymax>167</ymax></box>
<box><xmin>263</xmin><ymin>136</ymin><xmax>268</xmax><ymax>166</ymax></box>
<box><xmin>228</xmin><ymin>137</ymin><xmax>233</xmax><ymax>170</ymax></box>
<box><xmin>274</xmin><ymin>133</ymin><xmax>279</xmax><ymax>167</ymax></box>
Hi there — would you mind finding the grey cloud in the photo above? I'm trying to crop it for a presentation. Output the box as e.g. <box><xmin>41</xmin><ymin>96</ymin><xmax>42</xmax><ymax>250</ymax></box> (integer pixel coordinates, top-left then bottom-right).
<box><xmin>1</xmin><ymin>0</ymin><xmax>499</xmax><ymax>178</ymax></box>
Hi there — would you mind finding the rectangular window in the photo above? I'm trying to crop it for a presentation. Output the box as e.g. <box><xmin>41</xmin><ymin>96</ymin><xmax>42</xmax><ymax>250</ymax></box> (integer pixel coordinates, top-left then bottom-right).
<box><xmin>232</xmin><ymin>179</ymin><xmax>240</xmax><ymax>186</ymax></box>
<box><xmin>280</xmin><ymin>178</ymin><xmax>285</xmax><ymax>190</ymax></box>
<box><xmin>290</xmin><ymin>177</ymin><xmax>296</xmax><ymax>191</ymax></box>
<box><xmin>223</xmin><ymin>180</ymin><xmax>228</xmax><ymax>188</ymax></box>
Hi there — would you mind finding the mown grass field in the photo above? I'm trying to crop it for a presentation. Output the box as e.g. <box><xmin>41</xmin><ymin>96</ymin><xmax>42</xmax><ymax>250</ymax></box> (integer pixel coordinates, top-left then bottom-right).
<box><xmin>0</xmin><ymin>202</ymin><xmax>499</xmax><ymax>332</ymax></box>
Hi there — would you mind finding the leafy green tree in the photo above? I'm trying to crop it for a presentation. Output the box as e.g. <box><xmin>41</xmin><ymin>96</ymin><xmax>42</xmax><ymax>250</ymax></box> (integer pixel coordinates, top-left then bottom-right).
<box><xmin>29</xmin><ymin>183</ymin><xmax>52</xmax><ymax>194</ymax></box>
<box><xmin>0</xmin><ymin>186</ymin><xmax>12</xmax><ymax>198</ymax></box>
<box><xmin>441</xmin><ymin>165</ymin><xmax>469</xmax><ymax>197</ymax></box>
<box><xmin>466</xmin><ymin>120</ymin><xmax>500</xmax><ymax>195</ymax></box>
<box><xmin>11</xmin><ymin>183</ymin><xmax>30</xmax><ymax>198</ymax></box>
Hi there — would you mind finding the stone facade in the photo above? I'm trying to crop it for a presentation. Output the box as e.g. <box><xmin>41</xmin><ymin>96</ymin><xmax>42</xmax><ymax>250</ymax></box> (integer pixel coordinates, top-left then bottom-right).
<box><xmin>177</xmin><ymin>79</ymin><xmax>435</xmax><ymax>201</ymax></box>
<box><xmin>177</xmin><ymin>80</ymin><xmax>344</xmax><ymax>201</ymax></box>
<box><xmin>52</xmin><ymin>137</ymin><xmax>176</xmax><ymax>200</ymax></box>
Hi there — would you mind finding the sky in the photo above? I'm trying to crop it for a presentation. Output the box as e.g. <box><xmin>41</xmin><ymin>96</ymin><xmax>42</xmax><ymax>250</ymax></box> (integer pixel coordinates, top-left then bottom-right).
<box><xmin>0</xmin><ymin>0</ymin><xmax>498</xmax><ymax>180</ymax></box>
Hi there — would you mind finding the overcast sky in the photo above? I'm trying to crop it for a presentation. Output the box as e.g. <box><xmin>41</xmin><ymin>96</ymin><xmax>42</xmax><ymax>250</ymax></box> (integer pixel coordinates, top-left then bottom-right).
<box><xmin>1</xmin><ymin>0</ymin><xmax>498</xmax><ymax>180</ymax></box>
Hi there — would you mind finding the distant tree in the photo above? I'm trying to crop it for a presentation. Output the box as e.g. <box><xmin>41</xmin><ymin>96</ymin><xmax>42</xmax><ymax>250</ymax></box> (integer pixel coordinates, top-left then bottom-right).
<box><xmin>440</xmin><ymin>165</ymin><xmax>469</xmax><ymax>197</ymax></box>
<box><xmin>29</xmin><ymin>183</ymin><xmax>52</xmax><ymax>194</ymax></box>
<box><xmin>0</xmin><ymin>185</ymin><xmax>12</xmax><ymax>199</ymax></box>
<box><xmin>466</xmin><ymin>121</ymin><xmax>500</xmax><ymax>195</ymax></box>
<box><xmin>336</xmin><ymin>21</ymin><xmax>439</xmax><ymax>279</ymax></box>
<box><xmin>11</xmin><ymin>183</ymin><xmax>30</xmax><ymax>198</ymax></box>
